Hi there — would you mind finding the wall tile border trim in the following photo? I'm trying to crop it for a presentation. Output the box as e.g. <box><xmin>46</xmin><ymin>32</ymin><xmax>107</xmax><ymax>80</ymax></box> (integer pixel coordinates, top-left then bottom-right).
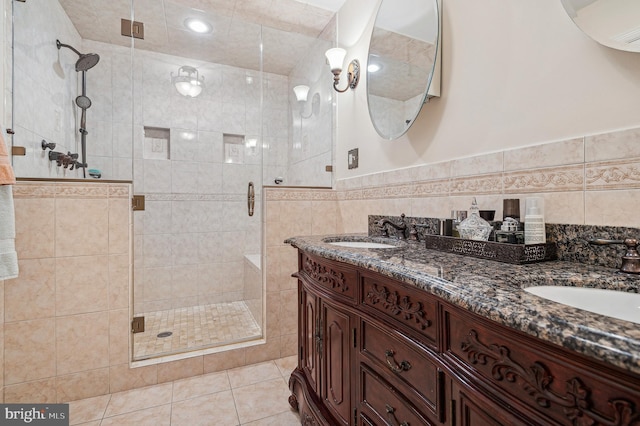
<box><xmin>13</xmin><ymin>182</ymin><xmax>130</xmax><ymax>199</ymax></box>
<box><xmin>336</xmin><ymin>127</ymin><xmax>640</xmax><ymax>200</ymax></box>
<box><xmin>265</xmin><ymin>188</ymin><xmax>337</xmax><ymax>201</ymax></box>
<box><xmin>503</xmin><ymin>165</ymin><xmax>584</xmax><ymax>194</ymax></box>
<box><xmin>586</xmin><ymin>159</ymin><xmax>640</xmax><ymax>190</ymax></box>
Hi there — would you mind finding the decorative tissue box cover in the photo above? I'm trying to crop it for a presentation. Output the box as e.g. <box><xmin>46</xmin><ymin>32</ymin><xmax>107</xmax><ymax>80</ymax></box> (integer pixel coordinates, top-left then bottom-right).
<box><xmin>423</xmin><ymin>235</ymin><xmax>557</xmax><ymax>264</ymax></box>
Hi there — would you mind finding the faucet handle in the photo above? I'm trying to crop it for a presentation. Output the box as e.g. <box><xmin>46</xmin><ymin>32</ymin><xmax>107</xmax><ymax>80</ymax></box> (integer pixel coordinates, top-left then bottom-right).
<box><xmin>589</xmin><ymin>238</ymin><xmax>640</xmax><ymax>274</ymax></box>
<box><xmin>409</xmin><ymin>224</ymin><xmax>419</xmax><ymax>241</ymax></box>
<box><xmin>377</xmin><ymin>220</ymin><xmax>390</xmax><ymax>237</ymax></box>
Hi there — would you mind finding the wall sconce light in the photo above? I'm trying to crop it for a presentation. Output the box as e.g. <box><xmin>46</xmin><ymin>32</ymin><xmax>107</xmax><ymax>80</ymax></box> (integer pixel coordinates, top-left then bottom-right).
<box><xmin>171</xmin><ymin>65</ymin><xmax>205</xmax><ymax>98</ymax></box>
<box><xmin>293</xmin><ymin>85</ymin><xmax>310</xmax><ymax>102</ymax></box>
<box><xmin>325</xmin><ymin>48</ymin><xmax>359</xmax><ymax>93</ymax></box>
<box><xmin>293</xmin><ymin>84</ymin><xmax>320</xmax><ymax>119</ymax></box>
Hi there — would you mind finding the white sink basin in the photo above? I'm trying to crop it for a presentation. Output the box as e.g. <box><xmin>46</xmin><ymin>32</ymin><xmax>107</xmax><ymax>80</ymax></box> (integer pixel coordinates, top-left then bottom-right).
<box><xmin>328</xmin><ymin>241</ymin><xmax>397</xmax><ymax>249</ymax></box>
<box><xmin>525</xmin><ymin>286</ymin><xmax>640</xmax><ymax>324</ymax></box>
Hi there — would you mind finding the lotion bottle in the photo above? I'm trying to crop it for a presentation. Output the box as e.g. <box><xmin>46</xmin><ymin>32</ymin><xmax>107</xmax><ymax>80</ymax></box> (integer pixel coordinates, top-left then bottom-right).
<box><xmin>524</xmin><ymin>197</ymin><xmax>545</xmax><ymax>244</ymax></box>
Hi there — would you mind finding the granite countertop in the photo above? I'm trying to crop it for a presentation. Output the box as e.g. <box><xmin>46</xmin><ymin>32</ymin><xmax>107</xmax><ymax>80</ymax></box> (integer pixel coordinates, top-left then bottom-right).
<box><xmin>285</xmin><ymin>233</ymin><xmax>640</xmax><ymax>375</ymax></box>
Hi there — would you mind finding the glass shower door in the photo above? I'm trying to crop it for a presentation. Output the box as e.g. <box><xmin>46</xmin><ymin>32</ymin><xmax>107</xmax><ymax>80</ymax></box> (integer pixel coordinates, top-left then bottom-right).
<box><xmin>130</xmin><ymin>6</ymin><xmax>265</xmax><ymax>360</ymax></box>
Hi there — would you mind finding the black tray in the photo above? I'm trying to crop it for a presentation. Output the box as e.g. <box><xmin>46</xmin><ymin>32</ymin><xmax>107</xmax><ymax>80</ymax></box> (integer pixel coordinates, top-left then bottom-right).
<box><xmin>423</xmin><ymin>235</ymin><xmax>556</xmax><ymax>264</ymax></box>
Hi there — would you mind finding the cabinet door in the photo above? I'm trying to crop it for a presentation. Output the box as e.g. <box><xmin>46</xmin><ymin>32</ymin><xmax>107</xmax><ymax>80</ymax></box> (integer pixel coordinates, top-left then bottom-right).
<box><xmin>301</xmin><ymin>285</ymin><xmax>319</xmax><ymax>393</ymax></box>
<box><xmin>322</xmin><ymin>300</ymin><xmax>353</xmax><ymax>426</ymax></box>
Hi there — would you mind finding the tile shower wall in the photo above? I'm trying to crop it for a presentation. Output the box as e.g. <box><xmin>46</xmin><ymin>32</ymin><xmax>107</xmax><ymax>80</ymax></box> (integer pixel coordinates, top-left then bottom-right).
<box><xmin>117</xmin><ymin>44</ymin><xmax>286</xmax><ymax>315</ymax></box>
<box><xmin>11</xmin><ymin>0</ymin><xmax>85</xmax><ymax>178</ymax></box>
<box><xmin>10</xmin><ymin>1</ymin><xmax>295</xmax><ymax>184</ymax></box>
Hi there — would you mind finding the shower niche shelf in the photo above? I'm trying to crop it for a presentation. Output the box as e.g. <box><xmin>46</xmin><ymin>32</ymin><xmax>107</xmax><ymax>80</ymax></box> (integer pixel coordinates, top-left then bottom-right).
<box><xmin>224</xmin><ymin>134</ymin><xmax>245</xmax><ymax>164</ymax></box>
<box><xmin>143</xmin><ymin>127</ymin><xmax>170</xmax><ymax>160</ymax></box>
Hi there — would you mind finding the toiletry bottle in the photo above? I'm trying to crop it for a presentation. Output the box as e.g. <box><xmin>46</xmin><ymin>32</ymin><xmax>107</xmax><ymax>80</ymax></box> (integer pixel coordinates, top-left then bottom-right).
<box><xmin>524</xmin><ymin>197</ymin><xmax>545</xmax><ymax>244</ymax></box>
<box><xmin>450</xmin><ymin>210</ymin><xmax>459</xmax><ymax>237</ymax></box>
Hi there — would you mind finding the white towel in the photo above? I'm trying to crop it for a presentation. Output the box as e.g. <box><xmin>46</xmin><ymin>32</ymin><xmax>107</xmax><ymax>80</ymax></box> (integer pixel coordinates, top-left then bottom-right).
<box><xmin>0</xmin><ymin>185</ymin><xmax>18</xmax><ymax>280</ymax></box>
<box><xmin>0</xmin><ymin>126</ymin><xmax>16</xmax><ymax>184</ymax></box>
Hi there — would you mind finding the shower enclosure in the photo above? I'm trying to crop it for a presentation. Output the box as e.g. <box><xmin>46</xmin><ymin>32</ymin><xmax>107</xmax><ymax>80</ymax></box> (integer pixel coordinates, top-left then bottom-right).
<box><xmin>129</xmin><ymin>26</ymin><xmax>267</xmax><ymax>359</ymax></box>
<box><xmin>10</xmin><ymin>0</ymin><xmax>335</xmax><ymax>361</ymax></box>
<box><xmin>128</xmin><ymin>0</ymin><xmax>335</xmax><ymax>361</ymax></box>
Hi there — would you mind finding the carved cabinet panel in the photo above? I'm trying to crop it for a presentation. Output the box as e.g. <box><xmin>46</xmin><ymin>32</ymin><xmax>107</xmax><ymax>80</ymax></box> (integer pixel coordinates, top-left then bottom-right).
<box><xmin>444</xmin><ymin>307</ymin><xmax>640</xmax><ymax>426</ymax></box>
<box><xmin>360</xmin><ymin>273</ymin><xmax>438</xmax><ymax>349</ymax></box>
<box><xmin>301</xmin><ymin>252</ymin><xmax>358</xmax><ymax>302</ymax></box>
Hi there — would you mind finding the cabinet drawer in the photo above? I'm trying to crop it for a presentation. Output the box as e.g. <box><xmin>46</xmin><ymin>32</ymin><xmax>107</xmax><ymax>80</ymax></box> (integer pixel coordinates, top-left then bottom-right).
<box><xmin>444</xmin><ymin>308</ymin><xmax>640</xmax><ymax>426</ymax></box>
<box><xmin>301</xmin><ymin>252</ymin><xmax>358</xmax><ymax>302</ymax></box>
<box><xmin>360</xmin><ymin>273</ymin><xmax>438</xmax><ymax>347</ymax></box>
<box><xmin>360</xmin><ymin>319</ymin><xmax>442</xmax><ymax>420</ymax></box>
<box><xmin>358</xmin><ymin>364</ymin><xmax>435</xmax><ymax>426</ymax></box>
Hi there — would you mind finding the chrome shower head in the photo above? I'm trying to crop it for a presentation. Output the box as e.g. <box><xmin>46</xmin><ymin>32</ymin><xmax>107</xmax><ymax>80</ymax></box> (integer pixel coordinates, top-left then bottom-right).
<box><xmin>76</xmin><ymin>53</ymin><xmax>100</xmax><ymax>71</ymax></box>
<box><xmin>56</xmin><ymin>39</ymin><xmax>100</xmax><ymax>71</ymax></box>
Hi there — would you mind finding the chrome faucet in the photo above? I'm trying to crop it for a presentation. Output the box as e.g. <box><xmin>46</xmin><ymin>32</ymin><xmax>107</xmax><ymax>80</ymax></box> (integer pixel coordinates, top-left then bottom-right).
<box><xmin>377</xmin><ymin>214</ymin><xmax>408</xmax><ymax>240</ymax></box>
<box><xmin>589</xmin><ymin>238</ymin><xmax>640</xmax><ymax>274</ymax></box>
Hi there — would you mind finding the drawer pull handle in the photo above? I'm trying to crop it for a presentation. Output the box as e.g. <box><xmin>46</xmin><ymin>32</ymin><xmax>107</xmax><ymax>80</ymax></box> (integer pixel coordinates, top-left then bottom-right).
<box><xmin>385</xmin><ymin>404</ymin><xmax>409</xmax><ymax>426</ymax></box>
<box><xmin>385</xmin><ymin>349</ymin><xmax>412</xmax><ymax>373</ymax></box>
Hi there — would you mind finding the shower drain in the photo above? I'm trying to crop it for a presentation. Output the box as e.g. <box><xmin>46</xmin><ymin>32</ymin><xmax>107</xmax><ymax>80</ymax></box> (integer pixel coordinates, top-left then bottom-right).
<box><xmin>157</xmin><ymin>331</ymin><xmax>173</xmax><ymax>338</ymax></box>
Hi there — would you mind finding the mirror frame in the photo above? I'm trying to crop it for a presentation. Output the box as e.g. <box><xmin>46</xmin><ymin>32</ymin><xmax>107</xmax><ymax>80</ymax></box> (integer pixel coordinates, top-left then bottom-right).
<box><xmin>366</xmin><ymin>0</ymin><xmax>440</xmax><ymax>140</ymax></box>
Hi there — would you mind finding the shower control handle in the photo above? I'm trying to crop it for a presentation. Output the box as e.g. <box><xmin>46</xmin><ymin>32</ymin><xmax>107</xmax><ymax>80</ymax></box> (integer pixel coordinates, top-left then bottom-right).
<box><xmin>41</xmin><ymin>139</ymin><xmax>56</xmax><ymax>151</ymax></box>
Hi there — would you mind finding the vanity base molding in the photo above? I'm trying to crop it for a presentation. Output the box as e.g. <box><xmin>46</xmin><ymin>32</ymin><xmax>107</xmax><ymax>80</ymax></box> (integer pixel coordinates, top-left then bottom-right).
<box><xmin>290</xmin><ymin>249</ymin><xmax>640</xmax><ymax>426</ymax></box>
<box><xmin>289</xmin><ymin>369</ymin><xmax>332</xmax><ymax>426</ymax></box>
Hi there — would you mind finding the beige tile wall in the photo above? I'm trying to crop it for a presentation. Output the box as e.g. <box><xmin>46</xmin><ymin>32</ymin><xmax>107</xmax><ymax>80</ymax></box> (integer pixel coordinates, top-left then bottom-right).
<box><xmin>3</xmin><ymin>181</ymin><xmax>319</xmax><ymax>403</ymax></box>
<box><xmin>335</xmin><ymin>127</ymin><xmax>640</xmax><ymax>229</ymax></box>
<box><xmin>264</xmin><ymin>187</ymin><xmax>340</xmax><ymax>359</ymax></box>
<box><xmin>4</xmin><ymin>182</ymin><xmax>131</xmax><ymax>403</ymax></box>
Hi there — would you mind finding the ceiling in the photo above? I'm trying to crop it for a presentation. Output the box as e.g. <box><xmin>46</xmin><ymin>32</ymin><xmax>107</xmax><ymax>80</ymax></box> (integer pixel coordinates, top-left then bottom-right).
<box><xmin>58</xmin><ymin>0</ymin><xmax>346</xmax><ymax>75</ymax></box>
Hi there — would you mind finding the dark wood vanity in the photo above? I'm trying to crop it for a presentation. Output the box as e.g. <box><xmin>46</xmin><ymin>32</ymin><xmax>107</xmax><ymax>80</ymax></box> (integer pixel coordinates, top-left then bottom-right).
<box><xmin>288</xmin><ymin>250</ymin><xmax>640</xmax><ymax>426</ymax></box>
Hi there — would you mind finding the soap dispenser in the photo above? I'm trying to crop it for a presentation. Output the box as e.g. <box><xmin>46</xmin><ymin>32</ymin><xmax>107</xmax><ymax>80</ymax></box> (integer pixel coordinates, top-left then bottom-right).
<box><xmin>524</xmin><ymin>197</ymin><xmax>545</xmax><ymax>244</ymax></box>
<box><xmin>457</xmin><ymin>198</ymin><xmax>492</xmax><ymax>241</ymax></box>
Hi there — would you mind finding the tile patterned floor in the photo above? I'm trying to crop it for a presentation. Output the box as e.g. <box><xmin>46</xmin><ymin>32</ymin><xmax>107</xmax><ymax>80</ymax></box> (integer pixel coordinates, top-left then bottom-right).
<box><xmin>69</xmin><ymin>356</ymin><xmax>300</xmax><ymax>425</ymax></box>
<box><xmin>133</xmin><ymin>301</ymin><xmax>262</xmax><ymax>360</ymax></box>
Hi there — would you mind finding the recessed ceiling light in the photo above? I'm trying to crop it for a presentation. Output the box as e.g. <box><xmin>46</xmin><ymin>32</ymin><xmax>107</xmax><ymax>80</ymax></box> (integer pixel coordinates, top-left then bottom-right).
<box><xmin>185</xmin><ymin>18</ymin><xmax>212</xmax><ymax>34</ymax></box>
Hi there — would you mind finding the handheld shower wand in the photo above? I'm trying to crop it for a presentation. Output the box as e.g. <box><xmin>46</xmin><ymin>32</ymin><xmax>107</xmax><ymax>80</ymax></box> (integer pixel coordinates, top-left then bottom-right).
<box><xmin>56</xmin><ymin>39</ymin><xmax>100</xmax><ymax>178</ymax></box>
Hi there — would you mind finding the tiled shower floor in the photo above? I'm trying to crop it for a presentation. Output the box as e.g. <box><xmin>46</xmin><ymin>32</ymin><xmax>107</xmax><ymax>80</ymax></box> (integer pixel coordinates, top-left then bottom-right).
<box><xmin>133</xmin><ymin>301</ymin><xmax>262</xmax><ymax>360</ymax></box>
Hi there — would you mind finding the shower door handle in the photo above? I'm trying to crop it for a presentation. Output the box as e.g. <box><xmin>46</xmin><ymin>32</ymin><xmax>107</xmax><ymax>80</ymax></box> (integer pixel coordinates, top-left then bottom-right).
<box><xmin>247</xmin><ymin>182</ymin><xmax>255</xmax><ymax>217</ymax></box>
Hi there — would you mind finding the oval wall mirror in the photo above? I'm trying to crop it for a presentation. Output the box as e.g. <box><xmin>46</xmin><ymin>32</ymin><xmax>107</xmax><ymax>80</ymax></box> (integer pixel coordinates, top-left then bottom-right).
<box><xmin>367</xmin><ymin>0</ymin><xmax>439</xmax><ymax>140</ymax></box>
<box><xmin>561</xmin><ymin>0</ymin><xmax>640</xmax><ymax>52</ymax></box>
